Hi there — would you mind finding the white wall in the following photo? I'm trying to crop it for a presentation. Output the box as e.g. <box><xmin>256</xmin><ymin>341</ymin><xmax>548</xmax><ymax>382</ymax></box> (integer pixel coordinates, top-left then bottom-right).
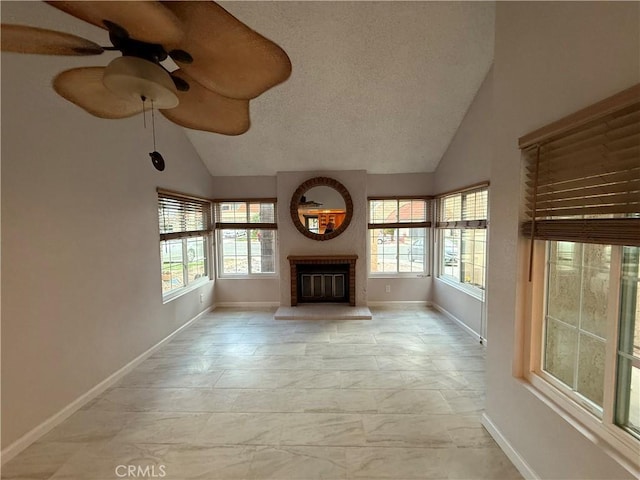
<box><xmin>210</xmin><ymin>176</ymin><xmax>280</xmax><ymax>306</ymax></box>
<box><xmin>486</xmin><ymin>2</ymin><xmax>638</xmax><ymax>479</ymax></box>
<box><xmin>431</xmin><ymin>67</ymin><xmax>493</xmax><ymax>337</ymax></box>
<box><xmin>278</xmin><ymin>170</ymin><xmax>368</xmax><ymax>306</ymax></box>
<box><xmin>432</xmin><ymin>284</ymin><xmax>484</xmax><ymax>339</ymax></box>
<box><xmin>367</xmin><ymin>278</ymin><xmax>430</xmax><ymax>304</ymax></box>
<box><xmin>210</xmin><ymin>172</ymin><xmax>436</xmax><ymax>306</ymax></box>
<box><xmin>210</xmin><ymin>176</ymin><xmax>277</xmax><ymax>199</ymax></box>
<box><xmin>366</xmin><ymin>173</ymin><xmax>434</xmax><ymax>197</ymax></box>
<box><xmin>1</xmin><ymin>30</ymin><xmax>215</xmax><ymax>450</ymax></box>
<box><xmin>366</xmin><ymin>173</ymin><xmax>433</xmax><ymax>304</ymax></box>
<box><xmin>433</xmin><ymin>67</ymin><xmax>493</xmax><ymax>193</ymax></box>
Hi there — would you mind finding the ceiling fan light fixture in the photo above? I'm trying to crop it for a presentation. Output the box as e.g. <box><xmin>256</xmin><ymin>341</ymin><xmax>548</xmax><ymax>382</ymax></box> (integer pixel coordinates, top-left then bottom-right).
<box><xmin>102</xmin><ymin>56</ymin><xmax>179</xmax><ymax>109</ymax></box>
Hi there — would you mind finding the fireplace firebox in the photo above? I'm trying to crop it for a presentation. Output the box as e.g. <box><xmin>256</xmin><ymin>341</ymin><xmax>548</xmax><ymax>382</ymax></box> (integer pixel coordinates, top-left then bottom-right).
<box><xmin>288</xmin><ymin>255</ymin><xmax>357</xmax><ymax>306</ymax></box>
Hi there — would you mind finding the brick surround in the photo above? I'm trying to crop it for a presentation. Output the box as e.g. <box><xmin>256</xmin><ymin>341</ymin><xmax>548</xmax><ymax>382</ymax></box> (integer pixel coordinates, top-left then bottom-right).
<box><xmin>287</xmin><ymin>255</ymin><xmax>357</xmax><ymax>306</ymax></box>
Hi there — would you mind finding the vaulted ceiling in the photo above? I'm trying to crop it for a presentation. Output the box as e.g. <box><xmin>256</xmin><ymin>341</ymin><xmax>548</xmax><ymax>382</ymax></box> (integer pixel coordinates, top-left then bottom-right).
<box><xmin>2</xmin><ymin>1</ymin><xmax>495</xmax><ymax>177</ymax></box>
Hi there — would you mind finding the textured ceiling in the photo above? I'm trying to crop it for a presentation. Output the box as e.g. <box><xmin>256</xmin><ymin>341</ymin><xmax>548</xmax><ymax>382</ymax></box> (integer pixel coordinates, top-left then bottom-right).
<box><xmin>208</xmin><ymin>1</ymin><xmax>495</xmax><ymax>176</ymax></box>
<box><xmin>2</xmin><ymin>1</ymin><xmax>495</xmax><ymax>177</ymax></box>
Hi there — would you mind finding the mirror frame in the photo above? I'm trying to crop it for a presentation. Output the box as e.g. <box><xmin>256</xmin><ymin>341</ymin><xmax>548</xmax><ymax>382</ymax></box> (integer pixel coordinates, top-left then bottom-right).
<box><xmin>290</xmin><ymin>176</ymin><xmax>353</xmax><ymax>241</ymax></box>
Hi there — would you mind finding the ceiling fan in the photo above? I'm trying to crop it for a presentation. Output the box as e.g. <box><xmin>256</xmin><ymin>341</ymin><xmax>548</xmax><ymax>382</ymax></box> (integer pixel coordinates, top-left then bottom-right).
<box><xmin>1</xmin><ymin>1</ymin><xmax>292</xmax><ymax>139</ymax></box>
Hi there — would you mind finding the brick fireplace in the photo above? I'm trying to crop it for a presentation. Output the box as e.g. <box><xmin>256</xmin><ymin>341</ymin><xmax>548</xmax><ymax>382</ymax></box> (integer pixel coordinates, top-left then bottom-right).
<box><xmin>287</xmin><ymin>255</ymin><xmax>357</xmax><ymax>306</ymax></box>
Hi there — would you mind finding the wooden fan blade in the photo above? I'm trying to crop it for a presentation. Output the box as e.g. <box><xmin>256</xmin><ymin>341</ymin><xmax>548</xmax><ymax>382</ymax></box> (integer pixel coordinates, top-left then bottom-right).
<box><xmin>160</xmin><ymin>70</ymin><xmax>250</xmax><ymax>135</ymax></box>
<box><xmin>53</xmin><ymin>67</ymin><xmax>144</xmax><ymax>119</ymax></box>
<box><xmin>45</xmin><ymin>1</ymin><xmax>183</xmax><ymax>45</ymax></box>
<box><xmin>1</xmin><ymin>24</ymin><xmax>103</xmax><ymax>55</ymax></box>
<box><xmin>163</xmin><ymin>1</ymin><xmax>291</xmax><ymax>100</ymax></box>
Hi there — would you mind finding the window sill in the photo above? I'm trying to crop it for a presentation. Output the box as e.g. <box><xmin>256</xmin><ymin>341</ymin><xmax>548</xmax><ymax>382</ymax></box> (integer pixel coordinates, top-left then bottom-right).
<box><xmin>436</xmin><ymin>275</ymin><xmax>485</xmax><ymax>301</ymax></box>
<box><xmin>369</xmin><ymin>273</ymin><xmax>430</xmax><ymax>279</ymax></box>
<box><xmin>162</xmin><ymin>277</ymin><xmax>211</xmax><ymax>304</ymax></box>
<box><xmin>217</xmin><ymin>274</ymin><xmax>279</xmax><ymax>280</ymax></box>
<box><xmin>522</xmin><ymin>374</ymin><xmax>640</xmax><ymax>477</ymax></box>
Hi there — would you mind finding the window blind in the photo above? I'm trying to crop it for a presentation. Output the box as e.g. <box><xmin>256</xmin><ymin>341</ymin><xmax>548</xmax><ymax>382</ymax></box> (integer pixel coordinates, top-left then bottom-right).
<box><xmin>435</xmin><ymin>184</ymin><xmax>489</xmax><ymax>229</ymax></box>
<box><xmin>213</xmin><ymin>199</ymin><xmax>278</xmax><ymax>230</ymax></box>
<box><xmin>158</xmin><ymin>190</ymin><xmax>212</xmax><ymax>241</ymax></box>
<box><xmin>367</xmin><ymin>197</ymin><xmax>432</xmax><ymax>229</ymax></box>
<box><xmin>520</xmin><ymin>84</ymin><xmax>640</xmax><ymax>247</ymax></box>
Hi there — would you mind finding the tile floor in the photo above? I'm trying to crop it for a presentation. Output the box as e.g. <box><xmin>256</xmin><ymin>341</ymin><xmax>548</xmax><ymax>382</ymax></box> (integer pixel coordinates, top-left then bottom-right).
<box><xmin>1</xmin><ymin>306</ymin><xmax>523</xmax><ymax>479</ymax></box>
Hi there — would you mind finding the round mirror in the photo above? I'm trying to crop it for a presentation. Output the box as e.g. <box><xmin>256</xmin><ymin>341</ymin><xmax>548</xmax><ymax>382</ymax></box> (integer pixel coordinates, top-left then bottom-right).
<box><xmin>290</xmin><ymin>177</ymin><xmax>353</xmax><ymax>241</ymax></box>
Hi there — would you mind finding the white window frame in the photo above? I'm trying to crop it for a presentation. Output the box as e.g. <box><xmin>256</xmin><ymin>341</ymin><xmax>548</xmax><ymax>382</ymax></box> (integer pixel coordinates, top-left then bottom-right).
<box><xmin>158</xmin><ymin>190</ymin><xmax>212</xmax><ymax>302</ymax></box>
<box><xmin>367</xmin><ymin>198</ymin><xmax>431</xmax><ymax>277</ymax></box>
<box><xmin>160</xmin><ymin>236</ymin><xmax>211</xmax><ymax>302</ymax></box>
<box><xmin>215</xmin><ymin>200</ymin><xmax>278</xmax><ymax>278</ymax></box>
<box><xmin>435</xmin><ymin>186</ymin><xmax>488</xmax><ymax>298</ymax></box>
<box><xmin>524</xmin><ymin>241</ymin><xmax>640</xmax><ymax>474</ymax></box>
<box><xmin>436</xmin><ymin>229</ymin><xmax>487</xmax><ymax>299</ymax></box>
<box><xmin>516</xmin><ymin>84</ymin><xmax>640</xmax><ymax>475</ymax></box>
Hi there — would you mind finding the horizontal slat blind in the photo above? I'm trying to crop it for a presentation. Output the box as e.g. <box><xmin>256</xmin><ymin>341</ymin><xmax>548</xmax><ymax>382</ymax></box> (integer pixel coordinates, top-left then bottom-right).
<box><xmin>367</xmin><ymin>198</ymin><xmax>431</xmax><ymax>228</ymax></box>
<box><xmin>438</xmin><ymin>219</ymin><xmax>487</xmax><ymax>229</ymax></box>
<box><xmin>158</xmin><ymin>191</ymin><xmax>212</xmax><ymax>241</ymax></box>
<box><xmin>522</xmin><ymin>218</ymin><xmax>640</xmax><ymax>245</ymax></box>
<box><xmin>520</xmin><ymin>84</ymin><xmax>640</xmax><ymax>246</ymax></box>
<box><xmin>367</xmin><ymin>221</ymin><xmax>430</xmax><ymax>229</ymax></box>
<box><xmin>214</xmin><ymin>200</ymin><xmax>277</xmax><ymax>229</ymax></box>
<box><xmin>435</xmin><ymin>185</ymin><xmax>488</xmax><ymax>229</ymax></box>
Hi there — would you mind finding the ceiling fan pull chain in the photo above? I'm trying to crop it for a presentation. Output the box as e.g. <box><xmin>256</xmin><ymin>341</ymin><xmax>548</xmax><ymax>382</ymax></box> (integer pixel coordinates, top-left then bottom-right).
<box><xmin>148</xmin><ymin>99</ymin><xmax>166</xmax><ymax>172</ymax></box>
<box><xmin>151</xmin><ymin>99</ymin><xmax>157</xmax><ymax>152</ymax></box>
<box><xmin>141</xmin><ymin>96</ymin><xmax>147</xmax><ymax>129</ymax></box>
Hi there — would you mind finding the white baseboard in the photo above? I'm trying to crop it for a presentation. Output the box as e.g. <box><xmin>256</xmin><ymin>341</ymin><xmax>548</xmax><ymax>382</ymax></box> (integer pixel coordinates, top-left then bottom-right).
<box><xmin>431</xmin><ymin>302</ymin><xmax>485</xmax><ymax>344</ymax></box>
<box><xmin>481</xmin><ymin>413</ymin><xmax>539</xmax><ymax>480</ymax></box>
<box><xmin>366</xmin><ymin>300</ymin><xmax>431</xmax><ymax>307</ymax></box>
<box><xmin>0</xmin><ymin>306</ymin><xmax>213</xmax><ymax>465</ymax></box>
<box><xmin>215</xmin><ymin>301</ymin><xmax>280</xmax><ymax>308</ymax></box>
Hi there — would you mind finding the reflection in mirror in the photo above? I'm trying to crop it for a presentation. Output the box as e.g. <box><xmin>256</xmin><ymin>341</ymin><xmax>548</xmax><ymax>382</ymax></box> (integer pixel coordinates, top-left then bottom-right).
<box><xmin>298</xmin><ymin>186</ymin><xmax>347</xmax><ymax>235</ymax></box>
<box><xmin>290</xmin><ymin>177</ymin><xmax>353</xmax><ymax>241</ymax></box>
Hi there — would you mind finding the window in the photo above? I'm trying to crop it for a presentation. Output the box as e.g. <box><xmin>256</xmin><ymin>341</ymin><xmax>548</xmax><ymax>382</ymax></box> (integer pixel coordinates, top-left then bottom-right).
<box><xmin>368</xmin><ymin>198</ymin><xmax>431</xmax><ymax>274</ymax></box>
<box><xmin>521</xmin><ymin>84</ymin><xmax>640</xmax><ymax>467</ymax></box>
<box><xmin>617</xmin><ymin>246</ymin><xmax>640</xmax><ymax>438</ymax></box>
<box><xmin>542</xmin><ymin>243</ymin><xmax>639</xmax><ymax>437</ymax></box>
<box><xmin>215</xmin><ymin>200</ymin><xmax>277</xmax><ymax>276</ymax></box>
<box><xmin>158</xmin><ymin>190</ymin><xmax>212</xmax><ymax>298</ymax></box>
<box><xmin>533</xmin><ymin>241</ymin><xmax>640</xmax><ymax>459</ymax></box>
<box><xmin>436</xmin><ymin>185</ymin><xmax>488</xmax><ymax>292</ymax></box>
<box><xmin>543</xmin><ymin>241</ymin><xmax>612</xmax><ymax>411</ymax></box>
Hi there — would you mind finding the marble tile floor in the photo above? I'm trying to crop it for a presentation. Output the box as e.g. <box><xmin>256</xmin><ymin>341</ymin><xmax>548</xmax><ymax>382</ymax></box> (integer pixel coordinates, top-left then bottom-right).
<box><xmin>1</xmin><ymin>306</ymin><xmax>522</xmax><ymax>480</ymax></box>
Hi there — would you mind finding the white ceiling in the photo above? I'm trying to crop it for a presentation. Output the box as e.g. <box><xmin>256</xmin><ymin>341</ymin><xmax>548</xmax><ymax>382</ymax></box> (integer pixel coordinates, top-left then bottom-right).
<box><xmin>2</xmin><ymin>1</ymin><xmax>495</xmax><ymax>177</ymax></box>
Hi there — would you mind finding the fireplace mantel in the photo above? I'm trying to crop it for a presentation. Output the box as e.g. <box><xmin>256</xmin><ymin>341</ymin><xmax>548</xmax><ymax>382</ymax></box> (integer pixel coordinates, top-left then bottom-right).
<box><xmin>287</xmin><ymin>255</ymin><xmax>357</xmax><ymax>306</ymax></box>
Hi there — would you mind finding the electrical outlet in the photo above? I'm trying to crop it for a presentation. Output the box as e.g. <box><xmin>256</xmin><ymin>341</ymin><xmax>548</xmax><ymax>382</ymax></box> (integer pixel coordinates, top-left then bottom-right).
<box><xmin>385</xmin><ymin>285</ymin><xmax>391</xmax><ymax>293</ymax></box>
<box><xmin>200</xmin><ymin>293</ymin><xmax>204</xmax><ymax>303</ymax></box>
